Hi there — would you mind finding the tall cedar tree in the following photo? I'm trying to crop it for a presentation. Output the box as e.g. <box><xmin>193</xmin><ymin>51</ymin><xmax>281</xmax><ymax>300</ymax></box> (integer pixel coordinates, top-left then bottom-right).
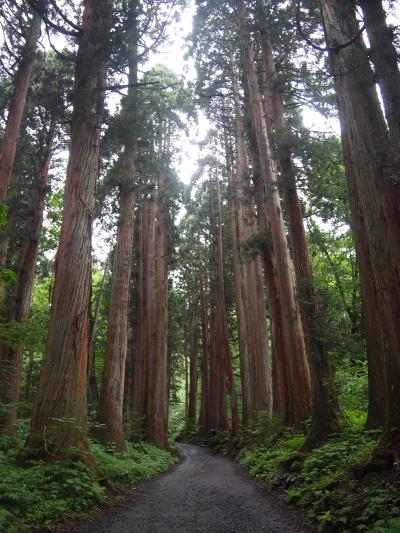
<box><xmin>22</xmin><ymin>0</ymin><xmax>113</xmax><ymax>461</ymax></box>
<box><xmin>96</xmin><ymin>0</ymin><xmax>138</xmax><ymax>451</ymax></box>
<box><xmin>0</xmin><ymin>120</ymin><xmax>55</xmax><ymax>435</ymax></box>
<box><xmin>239</xmin><ymin>4</ymin><xmax>311</xmax><ymax>425</ymax></box>
<box><xmin>187</xmin><ymin>306</ymin><xmax>198</xmax><ymax>427</ymax></box>
<box><xmin>319</xmin><ymin>0</ymin><xmax>400</xmax><ymax>452</ymax></box>
<box><xmin>0</xmin><ymin>4</ymin><xmax>43</xmax><ymax>204</ymax></box>
<box><xmin>225</xmin><ymin>77</ymin><xmax>272</xmax><ymax>422</ymax></box>
<box><xmin>256</xmin><ymin>2</ymin><xmax>341</xmax><ymax>444</ymax></box>
<box><xmin>198</xmin><ymin>268</ymin><xmax>210</xmax><ymax>434</ymax></box>
<box><xmin>146</xmin><ymin>171</ymin><xmax>169</xmax><ymax>449</ymax></box>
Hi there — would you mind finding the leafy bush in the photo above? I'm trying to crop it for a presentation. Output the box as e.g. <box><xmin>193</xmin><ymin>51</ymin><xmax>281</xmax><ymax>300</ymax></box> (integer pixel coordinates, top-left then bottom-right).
<box><xmin>334</xmin><ymin>360</ymin><xmax>368</xmax><ymax>413</ymax></box>
<box><xmin>238</xmin><ymin>419</ymin><xmax>400</xmax><ymax>532</ymax></box>
<box><xmin>239</xmin><ymin>427</ymin><xmax>305</xmax><ymax>487</ymax></box>
<box><xmin>0</xmin><ymin>439</ymin><xmax>176</xmax><ymax>532</ymax></box>
<box><xmin>92</xmin><ymin>440</ymin><xmax>176</xmax><ymax>487</ymax></box>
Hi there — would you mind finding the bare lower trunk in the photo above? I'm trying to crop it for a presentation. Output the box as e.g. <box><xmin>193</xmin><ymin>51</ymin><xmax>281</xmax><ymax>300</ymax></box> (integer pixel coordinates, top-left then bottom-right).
<box><xmin>232</xmin><ymin>65</ymin><xmax>272</xmax><ymax>422</ymax></box>
<box><xmin>208</xmin><ymin>197</ymin><xmax>228</xmax><ymax>433</ymax></box>
<box><xmin>198</xmin><ymin>270</ymin><xmax>210</xmax><ymax>434</ymax></box>
<box><xmin>259</xmin><ymin>21</ymin><xmax>340</xmax><ymax>444</ymax></box>
<box><xmin>342</xmin><ymin>136</ymin><xmax>386</xmax><ymax>428</ymax></box>
<box><xmin>0</xmin><ymin>123</ymin><xmax>55</xmax><ymax>436</ymax></box>
<box><xmin>245</xmin><ymin>108</ymin><xmax>289</xmax><ymax>421</ymax></box>
<box><xmin>0</xmin><ymin>9</ymin><xmax>42</xmax><ymax>203</ymax></box>
<box><xmin>188</xmin><ymin>310</ymin><xmax>198</xmax><ymax>427</ymax></box>
<box><xmin>320</xmin><ymin>0</ymin><xmax>400</xmax><ymax>450</ymax></box>
<box><xmin>359</xmin><ymin>0</ymin><xmax>400</xmax><ymax>145</ymax></box>
<box><xmin>146</xmin><ymin>173</ymin><xmax>169</xmax><ymax>449</ymax></box>
<box><xmin>131</xmin><ymin>202</ymin><xmax>146</xmax><ymax>436</ymax></box>
<box><xmin>21</xmin><ymin>0</ymin><xmax>113</xmax><ymax>462</ymax></box>
<box><xmin>96</xmin><ymin>187</ymin><xmax>135</xmax><ymax>451</ymax></box>
<box><xmin>215</xmin><ymin>179</ymin><xmax>240</xmax><ymax>437</ymax></box>
<box><xmin>239</xmin><ymin>6</ymin><xmax>311</xmax><ymax>425</ymax></box>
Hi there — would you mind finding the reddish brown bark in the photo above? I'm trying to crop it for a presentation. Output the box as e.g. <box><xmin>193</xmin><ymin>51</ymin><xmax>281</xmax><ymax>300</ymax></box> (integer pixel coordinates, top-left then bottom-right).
<box><xmin>198</xmin><ymin>270</ymin><xmax>210</xmax><ymax>435</ymax></box>
<box><xmin>234</xmin><ymin>68</ymin><xmax>272</xmax><ymax>421</ymax></box>
<box><xmin>208</xmin><ymin>191</ymin><xmax>228</xmax><ymax>433</ymax></box>
<box><xmin>146</xmin><ymin>172</ymin><xmax>169</xmax><ymax>449</ymax></box>
<box><xmin>258</xmin><ymin>20</ymin><xmax>340</xmax><ymax>444</ymax></box>
<box><xmin>320</xmin><ymin>0</ymin><xmax>400</xmax><ymax>448</ymax></box>
<box><xmin>342</xmin><ymin>136</ymin><xmax>386</xmax><ymax>428</ymax></box>
<box><xmin>22</xmin><ymin>0</ymin><xmax>113</xmax><ymax>462</ymax></box>
<box><xmin>244</xmin><ymin>105</ymin><xmax>289</xmax><ymax>422</ymax></box>
<box><xmin>96</xmin><ymin>187</ymin><xmax>135</xmax><ymax>450</ymax></box>
<box><xmin>239</xmin><ymin>6</ymin><xmax>311</xmax><ymax>425</ymax></box>
<box><xmin>215</xmin><ymin>179</ymin><xmax>240</xmax><ymax>437</ymax></box>
<box><xmin>0</xmin><ymin>8</ymin><xmax>42</xmax><ymax>204</ymax></box>
<box><xmin>187</xmin><ymin>309</ymin><xmax>198</xmax><ymax>427</ymax></box>
<box><xmin>132</xmin><ymin>198</ymin><xmax>156</xmax><ymax>439</ymax></box>
<box><xmin>0</xmin><ymin>122</ymin><xmax>55</xmax><ymax>436</ymax></box>
<box><xmin>226</xmin><ymin>78</ymin><xmax>272</xmax><ymax>423</ymax></box>
<box><xmin>96</xmin><ymin>6</ymin><xmax>138</xmax><ymax>449</ymax></box>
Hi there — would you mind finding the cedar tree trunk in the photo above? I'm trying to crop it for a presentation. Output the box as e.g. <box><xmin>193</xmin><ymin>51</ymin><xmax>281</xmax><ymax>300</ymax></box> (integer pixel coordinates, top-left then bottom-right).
<box><xmin>22</xmin><ymin>0</ymin><xmax>113</xmax><ymax>462</ymax></box>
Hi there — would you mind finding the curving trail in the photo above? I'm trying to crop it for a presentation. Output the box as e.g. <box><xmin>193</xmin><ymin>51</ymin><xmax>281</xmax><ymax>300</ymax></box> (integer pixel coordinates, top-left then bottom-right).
<box><xmin>76</xmin><ymin>444</ymin><xmax>313</xmax><ymax>533</ymax></box>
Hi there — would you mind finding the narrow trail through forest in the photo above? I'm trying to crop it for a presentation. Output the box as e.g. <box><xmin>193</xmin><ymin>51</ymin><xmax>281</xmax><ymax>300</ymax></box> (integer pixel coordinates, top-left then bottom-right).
<box><xmin>75</xmin><ymin>444</ymin><xmax>312</xmax><ymax>533</ymax></box>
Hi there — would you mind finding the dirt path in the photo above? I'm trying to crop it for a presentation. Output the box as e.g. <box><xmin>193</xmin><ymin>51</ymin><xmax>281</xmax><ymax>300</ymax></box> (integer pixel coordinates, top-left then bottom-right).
<box><xmin>76</xmin><ymin>444</ymin><xmax>312</xmax><ymax>532</ymax></box>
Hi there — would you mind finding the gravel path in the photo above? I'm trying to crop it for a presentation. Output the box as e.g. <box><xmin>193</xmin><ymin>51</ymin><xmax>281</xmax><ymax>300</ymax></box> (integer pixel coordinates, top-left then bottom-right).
<box><xmin>76</xmin><ymin>444</ymin><xmax>313</xmax><ymax>533</ymax></box>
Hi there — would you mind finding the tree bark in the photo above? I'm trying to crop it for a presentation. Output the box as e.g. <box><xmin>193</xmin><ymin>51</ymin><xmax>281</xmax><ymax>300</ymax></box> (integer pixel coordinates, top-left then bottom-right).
<box><xmin>198</xmin><ymin>269</ymin><xmax>210</xmax><ymax>435</ymax></box>
<box><xmin>258</xmin><ymin>20</ymin><xmax>341</xmax><ymax>444</ymax></box>
<box><xmin>226</xmin><ymin>76</ymin><xmax>272</xmax><ymax>423</ymax></box>
<box><xmin>0</xmin><ymin>7</ymin><xmax>42</xmax><ymax>204</ymax></box>
<box><xmin>342</xmin><ymin>136</ymin><xmax>386</xmax><ymax>428</ymax></box>
<box><xmin>215</xmin><ymin>177</ymin><xmax>240</xmax><ymax>437</ymax></box>
<box><xmin>132</xmin><ymin>198</ymin><xmax>156</xmax><ymax>439</ymax></box>
<box><xmin>96</xmin><ymin>187</ymin><xmax>135</xmax><ymax>450</ymax></box>
<box><xmin>0</xmin><ymin>121</ymin><xmax>55</xmax><ymax>436</ymax></box>
<box><xmin>21</xmin><ymin>0</ymin><xmax>113</xmax><ymax>462</ymax></box>
<box><xmin>320</xmin><ymin>0</ymin><xmax>400</xmax><ymax>450</ymax></box>
<box><xmin>208</xmin><ymin>190</ymin><xmax>228</xmax><ymax>433</ymax></box>
<box><xmin>146</xmin><ymin>172</ymin><xmax>169</xmax><ymax>449</ymax></box>
<box><xmin>359</xmin><ymin>0</ymin><xmax>400</xmax><ymax>150</ymax></box>
<box><xmin>239</xmin><ymin>6</ymin><xmax>311</xmax><ymax>425</ymax></box>
<box><xmin>96</xmin><ymin>2</ymin><xmax>138</xmax><ymax>450</ymax></box>
<box><xmin>244</xmin><ymin>103</ymin><xmax>289</xmax><ymax>422</ymax></box>
<box><xmin>187</xmin><ymin>309</ymin><xmax>198</xmax><ymax>427</ymax></box>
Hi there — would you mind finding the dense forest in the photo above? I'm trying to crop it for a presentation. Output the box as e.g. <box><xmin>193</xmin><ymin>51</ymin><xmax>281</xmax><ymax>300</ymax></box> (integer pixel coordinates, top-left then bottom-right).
<box><xmin>0</xmin><ymin>0</ymin><xmax>400</xmax><ymax>531</ymax></box>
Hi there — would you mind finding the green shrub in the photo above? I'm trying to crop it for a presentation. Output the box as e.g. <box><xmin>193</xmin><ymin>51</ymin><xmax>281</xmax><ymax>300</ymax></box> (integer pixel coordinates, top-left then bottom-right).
<box><xmin>238</xmin><ymin>419</ymin><xmax>400</xmax><ymax>532</ymax></box>
<box><xmin>0</xmin><ymin>439</ymin><xmax>176</xmax><ymax>532</ymax></box>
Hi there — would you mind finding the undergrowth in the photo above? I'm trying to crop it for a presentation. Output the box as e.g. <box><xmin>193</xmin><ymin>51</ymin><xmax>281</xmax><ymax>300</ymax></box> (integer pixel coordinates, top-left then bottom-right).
<box><xmin>0</xmin><ymin>426</ymin><xmax>176</xmax><ymax>532</ymax></box>
<box><xmin>235</xmin><ymin>413</ymin><xmax>400</xmax><ymax>532</ymax></box>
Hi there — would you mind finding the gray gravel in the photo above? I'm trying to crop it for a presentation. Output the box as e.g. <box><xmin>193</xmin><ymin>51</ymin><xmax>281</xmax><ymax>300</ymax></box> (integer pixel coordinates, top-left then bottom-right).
<box><xmin>75</xmin><ymin>443</ymin><xmax>313</xmax><ymax>533</ymax></box>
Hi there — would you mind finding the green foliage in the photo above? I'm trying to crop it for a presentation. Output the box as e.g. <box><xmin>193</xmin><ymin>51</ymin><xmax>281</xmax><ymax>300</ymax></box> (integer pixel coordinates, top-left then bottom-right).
<box><xmin>92</xmin><ymin>440</ymin><xmax>176</xmax><ymax>488</ymax></box>
<box><xmin>238</xmin><ymin>425</ymin><xmax>306</xmax><ymax>488</ymax></box>
<box><xmin>238</xmin><ymin>418</ymin><xmax>400</xmax><ymax>532</ymax></box>
<box><xmin>0</xmin><ymin>204</ymin><xmax>8</xmax><ymax>226</ymax></box>
<box><xmin>334</xmin><ymin>360</ymin><xmax>368</xmax><ymax>414</ymax></box>
<box><xmin>0</xmin><ymin>451</ymin><xmax>105</xmax><ymax>532</ymax></box>
<box><xmin>0</xmin><ymin>432</ymin><xmax>176</xmax><ymax>532</ymax></box>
